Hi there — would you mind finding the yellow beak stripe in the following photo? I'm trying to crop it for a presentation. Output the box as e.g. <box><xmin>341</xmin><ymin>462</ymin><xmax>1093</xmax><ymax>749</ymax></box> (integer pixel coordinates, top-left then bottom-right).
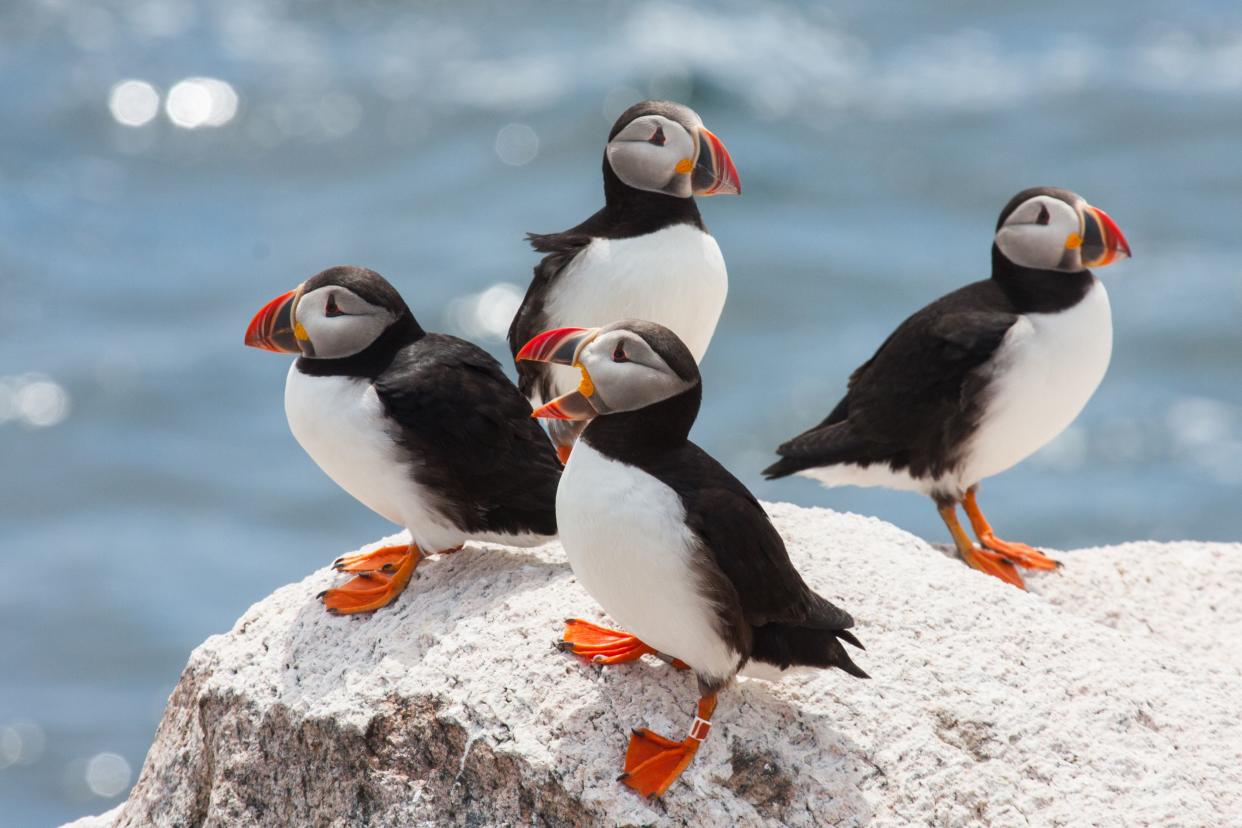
<box><xmin>576</xmin><ymin>365</ymin><xmax>595</xmax><ymax>397</ymax></box>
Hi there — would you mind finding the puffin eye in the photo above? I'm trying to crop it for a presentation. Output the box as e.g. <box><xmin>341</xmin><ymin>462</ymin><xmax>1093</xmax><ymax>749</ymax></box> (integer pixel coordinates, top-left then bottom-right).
<box><xmin>325</xmin><ymin>294</ymin><xmax>344</xmax><ymax>317</ymax></box>
<box><xmin>612</xmin><ymin>342</ymin><xmax>629</xmax><ymax>363</ymax></box>
<box><xmin>1036</xmin><ymin>204</ymin><xmax>1051</xmax><ymax>226</ymax></box>
<box><xmin>648</xmin><ymin>126</ymin><xmax>666</xmax><ymax>146</ymax></box>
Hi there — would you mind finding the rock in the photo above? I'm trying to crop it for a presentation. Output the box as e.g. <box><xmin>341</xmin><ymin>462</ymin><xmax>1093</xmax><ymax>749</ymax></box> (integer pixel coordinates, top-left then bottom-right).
<box><xmin>61</xmin><ymin>806</ymin><xmax>123</xmax><ymax>828</ymax></box>
<box><xmin>72</xmin><ymin>504</ymin><xmax>1242</xmax><ymax>827</ymax></box>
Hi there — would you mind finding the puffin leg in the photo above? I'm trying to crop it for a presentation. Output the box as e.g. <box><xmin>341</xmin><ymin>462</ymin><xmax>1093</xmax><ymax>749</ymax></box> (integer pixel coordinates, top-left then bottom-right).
<box><xmin>937</xmin><ymin>501</ymin><xmax>1026</xmax><ymax>589</ymax></box>
<box><xmin>319</xmin><ymin>545</ymin><xmax>421</xmax><ymax>615</ymax></box>
<box><xmin>559</xmin><ymin>619</ymin><xmax>690</xmax><ymax>668</ymax></box>
<box><xmin>620</xmin><ymin>694</ymin><xmax>717</xmax><ymax>798</ymax></box>
<box><xmin>556</xmin><ymin>444</ymin><xmax>573</xmax><ymax>465</ymax></box>
<box><xmin>964</xmin><ymin>488</ymin><xmax>1060</xmax><ymax>571</ymax></box>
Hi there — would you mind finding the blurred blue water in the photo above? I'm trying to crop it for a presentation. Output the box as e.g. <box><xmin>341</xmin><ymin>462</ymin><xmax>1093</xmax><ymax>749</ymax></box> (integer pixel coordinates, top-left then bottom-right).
<box><xmin>2</xmin><ymin>0</ymin><xmax>1241</xmax><ymax>823</ymax></box>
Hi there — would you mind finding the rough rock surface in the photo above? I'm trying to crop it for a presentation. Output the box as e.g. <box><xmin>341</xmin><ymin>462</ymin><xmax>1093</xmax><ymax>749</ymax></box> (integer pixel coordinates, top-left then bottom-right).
<box><xmin>73</xmin><ymin>504</ymin><xmax>1242</xmax><ymax>827</ymax></box>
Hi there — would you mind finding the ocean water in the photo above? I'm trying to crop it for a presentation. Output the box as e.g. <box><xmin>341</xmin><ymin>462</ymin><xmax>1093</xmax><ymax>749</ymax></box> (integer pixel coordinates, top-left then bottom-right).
<box><xmin>2</xmin><ymin>0</ymin><xmax>1240</xmax><ymax>823</ymax></box>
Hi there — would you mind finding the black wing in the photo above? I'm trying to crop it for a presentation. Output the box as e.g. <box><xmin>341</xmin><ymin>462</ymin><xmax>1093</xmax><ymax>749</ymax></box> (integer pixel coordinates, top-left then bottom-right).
<box><xmin>767</xmin><ymin>279</ymin><xmax>1019</xmax><ymax>480</ymax></box>
<box><xmin>658</xmin><ymin>443</ymin><xmax>855</xmax><ymax>633</ymax></box>
<box><xmin>374</xmin><ymin>333</ymin><xmax>561</xmax><ymax>538</ymax></box>
<box><xmin>507</xmin><ymin>231</ymin><xmax>593</xmax><ymax>404</ymax></box>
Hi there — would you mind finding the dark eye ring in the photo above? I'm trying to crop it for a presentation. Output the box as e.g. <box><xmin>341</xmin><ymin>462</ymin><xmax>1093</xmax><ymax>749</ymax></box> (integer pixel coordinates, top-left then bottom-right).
<box><xmin>648</xmin><ymin>125</ymin><xmax>666</xmax><ymax>146</ymax></box>
<box><xmin>612</xmin><ymin>343</ymin><xmax>628</xmax><ymax>363</ymax></box>
<box><xmin>325</xmin><ymin>294</ymin><xmax>344</xmax><ymax>317</ymax></box>
<box><xmin>1036</xmin><ymin>204</ymin><xmax>1051</xmax><ymax>226</ymax></box>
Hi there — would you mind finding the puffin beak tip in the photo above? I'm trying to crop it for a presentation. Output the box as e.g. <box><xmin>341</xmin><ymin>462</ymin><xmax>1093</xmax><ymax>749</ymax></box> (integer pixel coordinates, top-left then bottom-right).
<box><xmin>244</xmin><ymin>289</ymin><xmax>300</xmax><ymax>354</ymax></box>
<box><xmin>692</xmin><ymin>126</ymin><xmax>741</xmax><ymax>197</ymax></box>
<box><xmin>530</xmin><ymin>391</ymin><xmax>597</xmax><ymax>421</ymax></box>
<box><xmin>1082</xmin><ymin>205</ymin><xmax>1132</xmax><ymax>268</ymax></box>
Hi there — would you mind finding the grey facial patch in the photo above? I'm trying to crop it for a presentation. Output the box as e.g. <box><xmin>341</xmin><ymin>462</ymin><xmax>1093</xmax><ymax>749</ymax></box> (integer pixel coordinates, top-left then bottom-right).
<box><xmin>606</xmin><ymin>115</ymin><xmax>697</xmax><ymax>197</ymax></box>
<box><xmin>578</xmin><ymin>329</ymin><xmax>694</xmax><ymax>413</ymax></box>
<box><xmin>295</xmin><ymin>286</ymin><xmax>397</xmax><ymax>359</ymax></box>
<box><xmin>995</xmin><ymin>195</ymin><xmax>1082</xmax><ymax>272</ymax></box>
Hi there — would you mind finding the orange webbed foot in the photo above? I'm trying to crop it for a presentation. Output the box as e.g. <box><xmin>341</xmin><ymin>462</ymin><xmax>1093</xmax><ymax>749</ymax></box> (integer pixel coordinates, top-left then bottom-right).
<box><xmin>333</xmin><ymin>544</ymin><xmax>415</xmax><ymax>574</ymax></box>
<box><xmin>559</xmin><ymin>619</ymin><xmax>690</xmax><ymax>668</ymax></box>
<box><xmin>620</xmin><ymin>728</ymin><xmax>700</xmax><ymax>798</ymax></box>
<box><xmin>959</xmin><ymin>544</ymin><xmax>1027</xmax><ymax>589</ymax></box>
<box><xmin>619</xmin><ymin>696</ymin><xmax>715</xmax><ymax>798</ymax></box>
<box><xmin>977</xmin><ymin>533</ymin><xmax>1060</xmax><ymax>571</ymax></box>
<box><xmin>560</xmin><ymin>618</ymin><xmax>655</xmax><ymax>665</ymax></box>
<box><xmin>320</xmin><ymin>546</ymin><xmax>420</xmax><ymax>614</ymax></box>
<box><xmin>962</xmin><ymin>489</ymin><xmax>1060</xmax><ymax>574</ymax></box>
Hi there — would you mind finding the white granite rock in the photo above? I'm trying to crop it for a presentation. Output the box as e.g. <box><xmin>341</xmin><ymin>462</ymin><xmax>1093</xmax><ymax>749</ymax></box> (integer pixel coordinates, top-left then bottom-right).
<box><xmin>72</xmin><ymin>504</ymin><xmax>1242</xmax><ymax>827</ymax></box>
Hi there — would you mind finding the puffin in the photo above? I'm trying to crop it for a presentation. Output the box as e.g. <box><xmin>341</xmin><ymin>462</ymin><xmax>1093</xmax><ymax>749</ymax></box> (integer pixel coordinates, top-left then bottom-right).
<box><xmin>517</xmin><ymin>320</ymin><xmax>866</xmax><ymax>798</ymax></box>
<box><xmin>508</xmin><ymin>100</ymin><xmax>740</xmax><ymax>462</ymax></box>
<box><xmin>764</xmin><ymin>187</ymin><xmax>1132</xmax><ymax>589</ymax></box>
<box><xmin>244</xmin><ymin>266</ymin><xmax>562</xmax><ymax>614</ymax></box>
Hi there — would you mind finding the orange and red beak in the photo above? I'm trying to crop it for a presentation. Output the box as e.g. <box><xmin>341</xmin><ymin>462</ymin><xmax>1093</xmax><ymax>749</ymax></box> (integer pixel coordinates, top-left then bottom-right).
<box><xmin>516</xmin><ymin>327</ymin><xmax>602</xmax><ymax>421</ymax></box>
<box><xmin>692</xmin><ymin>126</ymin><xmax>740</xmax><ymax>197</ymax></box>
<box><xmin>1080</xmin><ymin>205</ymin><xmax>1131</xmax><ymax>268</ymax></box>
<box><xmin>244</xmin><ymin>288</ymin><xmax>301</xmax><ymax>354</ymax></box>
<box><xmin>515</xmin><ymin>326</ymin><xmax>594</xmax><ymax>366</ymax></box>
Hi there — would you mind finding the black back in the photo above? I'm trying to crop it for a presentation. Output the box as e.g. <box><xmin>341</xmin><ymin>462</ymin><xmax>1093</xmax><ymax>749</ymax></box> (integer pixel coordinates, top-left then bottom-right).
<box><xmin>374</xmin><ymin>334</ymin><xmax>562</xmax><ymax>538</ymax></box>
<box><xmin>766</xmin><ymin>256</ymin><xmax>1094</xmax><ymax>483</ymax></box>
<box><xmin>298</xmin><ymin>325</ymin><xmax>561</xmax><ymax>539</ymax></box>
<box><xmin>507</xmin><ymin>103</ymin><xmax>708</xmax><ymax>405</ymax></box>
<box><xmin>583</xmin><ymin>387</ymin><xmax>866</xmax><ymax>681</ymax></box>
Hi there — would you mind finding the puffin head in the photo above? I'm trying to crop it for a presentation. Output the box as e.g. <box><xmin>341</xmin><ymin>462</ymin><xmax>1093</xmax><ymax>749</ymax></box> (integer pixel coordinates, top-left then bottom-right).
<box><xmin>244</xmin><ymin>266</ymin><xmax>416</xmax><ymax>359</ymax></box>
<box><xmin>516</xmin><ymin>320</ymin><xmax>699</xmax><ymax>421</ymax></box>
<box><xmin>994</xmin><ymin>187</ymin><xmax>1131</xmax><ymax>273</ymax></box>
<box><xmin>604</xmin><ymin>100</ymin><xmax>740</xmax><ymax>199</ymax></box>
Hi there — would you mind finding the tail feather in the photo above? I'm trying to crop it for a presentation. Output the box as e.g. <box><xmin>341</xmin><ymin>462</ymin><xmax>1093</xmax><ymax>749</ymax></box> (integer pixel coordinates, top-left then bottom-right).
<box><xmin>751</xmin><ymin>623</ymin><xmax>869</xmax><ymax>680</ymax></box>
<box><xmin>835</xmin><ymin>629</ymin><xmax>865</xmax><ymax>651</ymax></box>
<box><xmin>763</xmin><ymin>421</ymin><xmax>870</xmax><ymax>480</ymax></box>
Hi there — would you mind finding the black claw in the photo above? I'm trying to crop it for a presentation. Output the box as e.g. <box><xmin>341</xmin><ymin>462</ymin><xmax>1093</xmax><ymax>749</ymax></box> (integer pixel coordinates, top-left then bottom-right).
<box><xmin>555</xmin><ymin>640</ymin><xmax>574</xmax><ymax>652</ymax></box>
<box><xmin>616</xmin><ymin>772</ymin><xmax>629</xmax><ymax>782</ymax></box>
<box><xmin>381</xmin><ymin>563</ymin><xmax>396</xmax><ymax>574</ymax></box>
<box><xmin>326</xmin><ymin>607</ymin><xmax>340</xmax><ymax>615</ymax></box>
<box><xmin>316</xmin><ymin>590</ymin><xmax>328</xmax><ymax>600</ymax></box>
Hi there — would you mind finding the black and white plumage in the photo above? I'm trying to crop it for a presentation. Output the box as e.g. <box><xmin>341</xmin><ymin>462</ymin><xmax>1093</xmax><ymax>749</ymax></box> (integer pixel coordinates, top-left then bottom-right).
<box><xmin>517</xmin><ymin>320</ymin><xmax>864</xmax><ymax>798</ymax></box>
<box><xmin>765</xmin><ymin>187</ymin><xmax>1132</xmax><ymax>588</ymax></box>
<box><xmin>508</xmin><ymin>100</ymin><xmax>739</xmax><ymax>457</ymax></box>
<box><xmin>245</xmin><ymin>266</ymin><xmax>561</xmax><ymax>614</ymax></box>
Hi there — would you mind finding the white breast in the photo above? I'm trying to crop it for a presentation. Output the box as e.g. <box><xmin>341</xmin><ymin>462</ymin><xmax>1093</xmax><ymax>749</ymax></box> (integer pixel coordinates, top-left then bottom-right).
<box><xmin>556</xmin><ymin>441</ymin><xmax>741</xmax><ymax>683</ymax></box>
<box><xmin>539</xmin><ymin>224</ymin><xmax>727</xmax><ymax>401</ymax></box>
<box><xmin>283</xmin><ymin>365</ymin><xmax>466</xmax><ymax>552</ymax></box>
<box><xmin>962</xmin><ymin>279</ymin><xmax>1113</xmax><ymax>486</ymax></box>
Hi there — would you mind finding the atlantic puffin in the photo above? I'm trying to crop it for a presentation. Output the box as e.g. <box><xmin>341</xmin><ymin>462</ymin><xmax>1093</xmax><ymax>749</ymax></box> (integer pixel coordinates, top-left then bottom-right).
<box><xmin>508</xmin><ymin>100</ymin><xmax>740</xmax><ymax>462</ymax></box>
<box><xmin>765</xmin><ymin>187</ymin><xmax>1132</xmax><ymax>589</ymax></box>
<box><xmin>245</xmin><ymin>266</ymin><xmax>561</xmax><ymax>614</ymax></box>
<box><xmin>518</xmin><ymin>320</ymin><xmax>866</xmax><ymax>797</ymax></box>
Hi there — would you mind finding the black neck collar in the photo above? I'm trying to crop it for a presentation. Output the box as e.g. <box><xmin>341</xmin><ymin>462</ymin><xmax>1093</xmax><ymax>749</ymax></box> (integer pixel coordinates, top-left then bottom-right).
<box><xmin>581</xmin><ymin>383</ymin><xmax>702</xmax><ymax>461</ymax></box>
<box><xmin>593</xmin><ymin>155</ymin><xmax>706</xmax><ymax>238</ymax></box>
<box><xmin>295</xmin><ymin>313</ymin><xmax>425</xmax><ymax>379</ymax></box>
<box><xmin>991</xmin><ymin>244</ymin><xmax>1094</xmax><ymax>314</ymax></box>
